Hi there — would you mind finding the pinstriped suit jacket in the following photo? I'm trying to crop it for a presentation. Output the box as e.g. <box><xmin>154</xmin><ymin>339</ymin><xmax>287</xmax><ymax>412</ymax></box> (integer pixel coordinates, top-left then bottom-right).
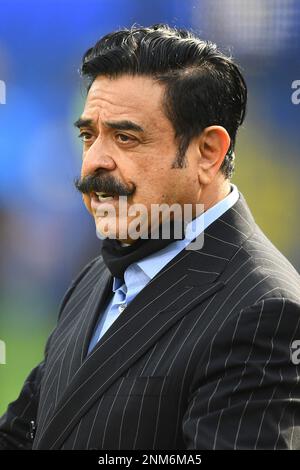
<box><xmin>1</xmin><ymin>193</ymin><xmax>300</xmax><ymax>450</ymax></box>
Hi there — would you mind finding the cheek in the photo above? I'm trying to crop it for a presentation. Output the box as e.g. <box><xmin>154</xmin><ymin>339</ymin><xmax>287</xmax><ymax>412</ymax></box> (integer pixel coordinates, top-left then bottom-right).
<box><xmin>134</xmin><ymin>167</ymin><xmax>171</xmax><ymax>197</ymax></box>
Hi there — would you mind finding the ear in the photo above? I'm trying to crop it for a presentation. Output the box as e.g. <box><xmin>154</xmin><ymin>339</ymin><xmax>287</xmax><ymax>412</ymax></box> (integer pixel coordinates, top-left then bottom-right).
<box><xmin>197</xmin><ymin>126</ymin><xmax>231</xmax><ymax>185</ymax></box>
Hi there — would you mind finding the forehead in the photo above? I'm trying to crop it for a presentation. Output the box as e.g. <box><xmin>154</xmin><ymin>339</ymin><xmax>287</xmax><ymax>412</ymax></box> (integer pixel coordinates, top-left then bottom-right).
<box><xmin>82</xmin><ymin>74</ymin><xmax>168</xmax><ymax>130</ymax></box>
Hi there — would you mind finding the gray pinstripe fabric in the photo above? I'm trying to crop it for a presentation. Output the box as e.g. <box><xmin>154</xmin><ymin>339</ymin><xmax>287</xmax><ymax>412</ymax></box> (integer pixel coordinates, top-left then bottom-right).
<box><xmin>0</xmin><ymin>192</ymin><xmax>300</xmax><ymax>450</ymax></box>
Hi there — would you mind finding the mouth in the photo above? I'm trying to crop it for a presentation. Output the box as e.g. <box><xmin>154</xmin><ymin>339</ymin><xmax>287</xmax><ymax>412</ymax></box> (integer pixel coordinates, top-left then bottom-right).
<box><xmin>93</xmin><ymin>191</ymin><xmax>116</xmax><ymax>202</ymax></box>
<box><xmin>90</xmin><ymin>191</ymin><xmax>124</xmax><ymax>213</ymax></box>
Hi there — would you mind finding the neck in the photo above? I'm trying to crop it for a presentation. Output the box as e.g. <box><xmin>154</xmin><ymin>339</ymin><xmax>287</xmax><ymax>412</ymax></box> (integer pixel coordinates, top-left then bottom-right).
<box><xmin>199</xmin><ymin>178</ymin><xmax>231</xmax><ymax>212</ymax></box>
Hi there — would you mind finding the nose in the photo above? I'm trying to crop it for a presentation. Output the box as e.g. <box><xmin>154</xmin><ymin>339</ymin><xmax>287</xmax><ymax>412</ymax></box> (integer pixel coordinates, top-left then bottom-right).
<box><xmin>81</xmin><ymin>137</ymin><xmax>116</xmax><ymax>177</ymax></box>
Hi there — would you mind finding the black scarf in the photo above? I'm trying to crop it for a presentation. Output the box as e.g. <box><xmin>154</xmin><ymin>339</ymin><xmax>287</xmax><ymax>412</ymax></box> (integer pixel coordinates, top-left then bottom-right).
<box><xmin>101</xmin><ymin>218</ymin><xmax>187</xmax><ymax>280</ymax></box>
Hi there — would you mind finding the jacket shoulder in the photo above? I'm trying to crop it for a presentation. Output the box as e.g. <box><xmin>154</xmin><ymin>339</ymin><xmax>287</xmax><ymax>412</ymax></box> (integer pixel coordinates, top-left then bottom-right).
<box><xmin>239</xmin><ymin>225</ymin><xmax>300</xmax><ymax>304</ymax></box>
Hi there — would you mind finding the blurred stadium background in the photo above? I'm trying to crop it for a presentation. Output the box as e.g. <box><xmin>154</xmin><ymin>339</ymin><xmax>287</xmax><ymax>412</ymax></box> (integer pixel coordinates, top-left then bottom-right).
<box><xmin>0</xmin><ymin>0</ymin><xmax>299</xmax><ymax>415</ymax></box>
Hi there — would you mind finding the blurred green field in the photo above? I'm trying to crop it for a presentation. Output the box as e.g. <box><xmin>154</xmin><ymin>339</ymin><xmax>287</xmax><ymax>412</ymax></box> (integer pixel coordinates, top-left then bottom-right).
<box><xmin>0</xmin><ymin>311</ymin><xmax>55</xmax><ymax>416</ymax></box>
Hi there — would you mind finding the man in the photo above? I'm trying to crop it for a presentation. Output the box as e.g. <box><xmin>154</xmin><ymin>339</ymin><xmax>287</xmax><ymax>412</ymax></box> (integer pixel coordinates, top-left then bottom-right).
<box><xmin>0</xmin><ymin>24</ymin><xmax>299</xmax><ymax>450</ymax></box>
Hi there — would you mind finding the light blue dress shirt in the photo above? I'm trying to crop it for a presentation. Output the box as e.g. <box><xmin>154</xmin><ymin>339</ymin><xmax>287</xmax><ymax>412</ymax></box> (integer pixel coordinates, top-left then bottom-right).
<box><xmin>88</xmin><ymin>184</ymin><xmax>239</xmax><ymax>354</ymax></box>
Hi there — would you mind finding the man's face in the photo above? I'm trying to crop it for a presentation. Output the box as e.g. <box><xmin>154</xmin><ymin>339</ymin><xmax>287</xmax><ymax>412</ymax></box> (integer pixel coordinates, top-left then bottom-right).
<box><xmin>77</xmin><ymin>74</ymin><xmax>201</xmax><ymax>243</ymax></box>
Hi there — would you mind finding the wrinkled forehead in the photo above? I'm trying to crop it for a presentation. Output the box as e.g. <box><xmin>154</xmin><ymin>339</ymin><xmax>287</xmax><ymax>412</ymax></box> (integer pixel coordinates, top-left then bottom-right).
<box><xmin>83</xmin><ymin>74</ymin><xmax>169</xmax><ymax>131</ymax></box>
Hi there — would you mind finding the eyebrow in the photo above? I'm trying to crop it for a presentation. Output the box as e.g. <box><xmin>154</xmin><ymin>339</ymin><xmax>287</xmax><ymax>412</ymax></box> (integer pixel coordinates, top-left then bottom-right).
<box><xmin>73</xmin><ymin>118</ymin><xmax>144</xmax><ymax>133</ymax></box>
<box><xmin>73</xmin><ymin>118</ymin><xmax>94</xmax><ymax>129</ymax></box>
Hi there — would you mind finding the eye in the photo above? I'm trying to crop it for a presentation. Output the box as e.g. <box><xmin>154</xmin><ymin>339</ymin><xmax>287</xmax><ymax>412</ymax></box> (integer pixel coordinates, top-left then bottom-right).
<box><xmin>78</xmin><ymin>131</ymin><xmax>93</xmax><ymax>143</ymax></box>
<box><xmin>116</xmin><ymin>133</ymin><xmax>135</xmax><ymax>143</ymax></box>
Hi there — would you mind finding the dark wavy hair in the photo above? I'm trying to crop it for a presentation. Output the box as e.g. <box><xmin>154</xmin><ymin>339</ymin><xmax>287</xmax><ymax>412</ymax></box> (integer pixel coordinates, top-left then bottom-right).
<box><xmin>80</xmin><ymin>24</ymin><xmax>247</xmax><ymax>179</ymax></box>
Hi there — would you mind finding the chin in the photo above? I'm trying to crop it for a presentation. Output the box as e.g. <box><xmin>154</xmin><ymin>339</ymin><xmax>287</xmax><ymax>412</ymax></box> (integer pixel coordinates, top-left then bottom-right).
<box><xmin>95</xmin><ymin>217</ymin><xmax>130</xmax><ymax>241</ymax></box>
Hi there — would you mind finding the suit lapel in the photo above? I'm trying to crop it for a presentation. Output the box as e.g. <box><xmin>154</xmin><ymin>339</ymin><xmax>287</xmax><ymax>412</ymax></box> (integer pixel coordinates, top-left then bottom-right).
<box><xmin>67</xmin><ymin>267</ymin><xmax>113</xmax><ymax>377</ymax></box>
<box><xmin>36</xmin><ymin>193</ymin><xmax>255</xmax><ymax>449</ymax></box>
